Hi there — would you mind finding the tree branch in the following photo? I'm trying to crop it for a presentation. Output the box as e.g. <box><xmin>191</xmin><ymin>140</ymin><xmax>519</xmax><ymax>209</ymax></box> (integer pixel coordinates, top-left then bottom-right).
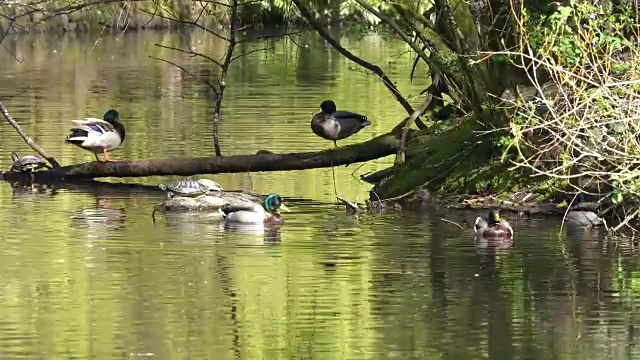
<box><xmin>154</xmin><ymin>43</ymin><xmax>224</xmax><ymax>68</ymax></box>
<box><xmin>0</xmin><ymin>102</ymin><xmax>61</xmax><ymax>168</ymax></box>
<box><xmin>230</xmin><ymin>47</ymin><xmax>273</xmax><ymax>63</ymax></box>
<box><xmin>149</xmin><ymin>56</ymin><xmax>219</xmax><ymax>96</ymax></box>
<box><xmin>353</xmin><ymin>0</ymin><xmax>433</xmax><ymax>70</ymax></box>
<box><xmin>138</xmin><ymin>5</ymin><xmax>231</xmax><ymax>43</ymax></box>
<box><xmin>0</xmin><ymin>132</ymin><xmax>404</xmax><ymax>181</ymax></box>
<box><xmin>212</xmin><ymin>0</ymin><xmax>240</xmax><ymax>157</ymax></box>
<box><xmin>291</xmin><ymin>0</ymin><xmax>426</xmax><ymax>130</ymax></box>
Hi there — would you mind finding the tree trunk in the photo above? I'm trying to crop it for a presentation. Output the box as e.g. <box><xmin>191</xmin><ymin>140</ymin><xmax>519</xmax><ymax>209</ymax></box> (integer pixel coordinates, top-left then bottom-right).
<box><xmin>1</xmin><ymin>132</ymin><xmax>405</xmax><ymax>182</ymax></box>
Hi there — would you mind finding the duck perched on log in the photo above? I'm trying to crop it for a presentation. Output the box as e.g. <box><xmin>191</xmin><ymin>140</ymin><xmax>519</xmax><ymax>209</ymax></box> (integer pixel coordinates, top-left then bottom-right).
<box><xmin>65</xmin><ymin>109</ymin><xmax>125</xmax><ymax>162</ymax></box>
<box><xmin>219</xmin><ymin>193</ymin><xmax>291</xmax><ymax>224</ymax></box>
<box><xmin>473</xmin><ymin>209</ymin><xmax>514</xmax><ymax>239</ymax></box>
<box><xmin>311</xmin><ymin>100</ymin><xmax>371</xmax><ymax>148</ymax></box>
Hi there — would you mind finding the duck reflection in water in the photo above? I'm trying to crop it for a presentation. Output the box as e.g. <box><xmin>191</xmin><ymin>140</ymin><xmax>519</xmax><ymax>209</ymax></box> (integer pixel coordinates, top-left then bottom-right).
<box><xmin>71</xmin><ymin>197</ymin><xmax>126</xmax><ymax>239</ymax></box>
<box><xmin>219</xmin><ymin>221</ymin><xmax>283</xmax><ymax>243</ymax></box>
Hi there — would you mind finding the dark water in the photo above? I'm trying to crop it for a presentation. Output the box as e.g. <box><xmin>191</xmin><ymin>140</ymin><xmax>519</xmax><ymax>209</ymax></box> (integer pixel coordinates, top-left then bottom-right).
<box><xmin>0</xmin><ymin>31</ymin><xmax>637</xmax><ymax>360</ymax></box>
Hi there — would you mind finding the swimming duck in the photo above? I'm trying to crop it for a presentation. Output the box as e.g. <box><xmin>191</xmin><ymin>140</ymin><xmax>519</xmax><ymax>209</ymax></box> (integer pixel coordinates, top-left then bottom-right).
<box><xmin>65</xmin><ymin>109</ymin><xmax>126</xmax><ymax>162</ymax></box>
<box><xmin>219</xmin><ymin>193</ymin><xmax>291</xmax><ymax>224</ymax></box>
<box><xmin>311</xmin><ymin>100</ymin><xmax>371</xmax><ymax>148</ymax></box>
<box><xmin>473</xmin><ymin>209</ymin><xmax>514</xmax><ymax>239</ymax></box>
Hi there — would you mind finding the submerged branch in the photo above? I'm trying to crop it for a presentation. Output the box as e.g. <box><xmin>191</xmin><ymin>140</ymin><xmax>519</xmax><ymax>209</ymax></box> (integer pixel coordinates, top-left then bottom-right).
<box><xmin>0</xmin><ymin>132</ymin><xmax>403</xmax><ymax>181</ymax></box>
<box><xmin>291</xmin><ymin>0</ymin><xmax>426</xmax><ymax>130</ymax></box>
<box><xmin>0</xmin><ymin>102</ymin><xmax>61</xmax><ymax>168</ymax></box>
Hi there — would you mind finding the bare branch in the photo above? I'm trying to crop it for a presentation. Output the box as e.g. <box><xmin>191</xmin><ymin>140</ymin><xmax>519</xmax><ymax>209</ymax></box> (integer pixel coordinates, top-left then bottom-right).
<box><xmin>237</xmin><ymin>28</ymin><xmax>313</xmax><ymax>44</ymax></box>
<box><xmin>211</xmin><ymin>0</ymin><xmax>240</xmax><ymax>156</ymax></box>
<box><xmin>149</xmin><ymin>55</ymin><xmax>219</xmax><ymax>96</ymax></box>
<box><xmin>230</xmin><ymin>47</ymin><xmax>273</xmax><ymax>63</ymax></box>
<box><xmin>154</xmin><ymin>43</ymin><xmax>224</xmax><ymax>68</ymax></box>
<box><xmin>353</xmin><ymin>0</ymin><xmax>432</xmax><ymax>68</ymax></box>
<box><xmin>138</xmin><ymin>5</ymin><xmax>231</xmax><ymax>43</ymax></box>
<box><xmin>0</xmin><ymin>102</ymin><xmax>60</xmax><ymax>168</ymax></box>
<box><xmin>291</xmin><ymin>0</ymin><xmax>426</xmax><ymax>130</ymax></box>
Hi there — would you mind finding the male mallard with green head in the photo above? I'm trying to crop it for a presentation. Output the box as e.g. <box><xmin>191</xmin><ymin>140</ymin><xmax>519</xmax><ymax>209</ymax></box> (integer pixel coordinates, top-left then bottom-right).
<box><xmin>65</xmin><ymin>109</ymin><xmax>126</xmax><ymax>162</ymax></box>
<box><xmin>311</xmin><ymin>100</ymin><xmax>371</xmax><ymax>148</ymax></box>
<box><xmin>474</xmin><ymin>209</ymin><xmax>514</xmax><ymax>239</ymax></box>
<box><xmin>219</xmin><ymin>193</ymin><xmax>291</xmax><ymax>224</ymax></box>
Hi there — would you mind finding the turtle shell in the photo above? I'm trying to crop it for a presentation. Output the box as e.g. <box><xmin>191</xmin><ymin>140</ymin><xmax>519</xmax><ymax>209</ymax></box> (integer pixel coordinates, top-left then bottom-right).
<box><xmin>10</xmin><ymin>153</ymin><xmax>48</xmax><ymax>172</ymax></box>
<box><xmin>160</xmin><ymin>178</ymin><xmax>210</xmax><ymax>198</ymax></box>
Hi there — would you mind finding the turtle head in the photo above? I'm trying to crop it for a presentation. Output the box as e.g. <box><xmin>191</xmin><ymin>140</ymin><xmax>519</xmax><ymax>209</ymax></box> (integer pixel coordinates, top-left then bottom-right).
<box><xmin>10</xmin><ymin>152</ymin><xmax>19</xmax><ymax>163</ymax></box>
<box><xmin>263</xmin><ymin>193</ymin><xmax>291</xmax><ymax>213</ymax></box>
<box><xmin>103</xmin><ymin>109</ymin><xmax>120</xmax><ymax>123</ymax></box>
<box><xmin>320</xmin><ymin>100</ymin><xmax>337</xmax><ymax>114</ymax></box>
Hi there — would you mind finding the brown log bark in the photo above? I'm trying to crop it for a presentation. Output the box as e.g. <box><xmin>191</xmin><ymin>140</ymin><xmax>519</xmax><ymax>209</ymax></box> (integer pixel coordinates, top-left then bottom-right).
<box><xmin>0</xmin><ymin>132</ymin><xmax>403</xmax><ymax>182</ymax></box>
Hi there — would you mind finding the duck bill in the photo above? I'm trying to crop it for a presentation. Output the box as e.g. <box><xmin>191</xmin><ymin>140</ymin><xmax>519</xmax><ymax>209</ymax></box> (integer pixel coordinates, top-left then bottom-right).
<box><xmin>280</xmin><ymin>204</ymin><xmax>291</xmax><ymax>212</ymax></box>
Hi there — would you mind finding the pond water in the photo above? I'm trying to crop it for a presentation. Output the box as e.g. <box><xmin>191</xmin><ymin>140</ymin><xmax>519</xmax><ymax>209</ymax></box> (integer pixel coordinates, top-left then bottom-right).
<box><xmin>0</xmin><ymin>30</ymin><xmax>637</xmax><ymax>359</ymax></box>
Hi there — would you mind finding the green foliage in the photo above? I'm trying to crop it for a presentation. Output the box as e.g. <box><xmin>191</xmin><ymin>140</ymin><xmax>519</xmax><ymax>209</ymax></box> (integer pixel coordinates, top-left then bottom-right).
<box><xmin>526</xmin><ymin>3</ymin><xmax>637</xmax><ymax>67</ymax></box>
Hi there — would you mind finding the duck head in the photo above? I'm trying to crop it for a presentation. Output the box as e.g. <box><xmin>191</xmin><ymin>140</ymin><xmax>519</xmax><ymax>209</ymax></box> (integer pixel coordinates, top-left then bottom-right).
<box><xmin>103</xmin><ymin>109</ymin><xmax>120</xmax><ymax>123</ymax></box>
<box><xmin>263</xmin><ymin>193</ymin><xmax>291</xmax><ymax>213</ymax></box>
<box><xmin>320</xmin><ymin>100</ymin><xmax>337</xmax><ymax>114</ymax></box>
<box><xmin>488</xmin><ymin>209</ymin><xmax>501</xmax><ymax>224</ymax></box>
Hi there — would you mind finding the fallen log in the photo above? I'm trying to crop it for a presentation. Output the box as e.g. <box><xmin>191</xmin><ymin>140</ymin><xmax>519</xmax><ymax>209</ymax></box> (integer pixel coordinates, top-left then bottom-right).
<box><xmin>0</xmin><ymin>131</ymin><xmax>404</xmax><ymax>182</ymax></box>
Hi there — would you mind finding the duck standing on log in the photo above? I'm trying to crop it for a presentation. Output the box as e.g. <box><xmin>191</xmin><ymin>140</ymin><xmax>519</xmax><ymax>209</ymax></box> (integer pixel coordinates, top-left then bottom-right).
<box><xmin>311</xmin><ymin>100</ymin><xmax>371</xmax><ymax>148</ymax></box>
<box><xmin>65</xmin><ymin>109</ymin><xmax>126</xmax><ymax>162</ymax></box>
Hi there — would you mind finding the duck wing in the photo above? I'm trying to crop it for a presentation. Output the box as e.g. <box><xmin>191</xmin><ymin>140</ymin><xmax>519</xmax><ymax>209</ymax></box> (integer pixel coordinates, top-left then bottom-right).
<box><xmin>329</xmin><ymin>111</ymin><xmax>372</xmax><ymax>140</ymax></box>
<box><xmin>332</xmin><ymin>110</ymin><xmax>369</xmax><ymax>124</ymax></box>
<box><xmin>70</xmin><ymin>118</ymin><xmax>116</xmax><ymax>133</ymax></box>
<box><xmin>474</xmin><ymin>216</ymin><xmax>488</xmax><ymax>231</ymax></box>
<box><xmin>219</xmin><ymin>202</ymin><xmax>261</xmax><ymax>217</ymax></box>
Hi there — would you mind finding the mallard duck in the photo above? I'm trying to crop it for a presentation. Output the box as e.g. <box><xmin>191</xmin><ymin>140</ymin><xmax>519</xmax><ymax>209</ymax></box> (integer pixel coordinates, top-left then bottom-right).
<box><xmin>474</xmin><ymin>209</ymin><xmax>514</xmax><ymax>239</ymax></box>
<box><xmin>311</xmin><ymin>100</ymin><xmax>371</xmax><ymax>148</ymax></box>
<box><xmin>65</xmin><ymin>109</ymin><xmax>126</xmax><ymax>162</ymax></box>
<box><xmin>219</xmin><ymin>193</ymin><xmax>291</xmax><ymax>224</ymax></box>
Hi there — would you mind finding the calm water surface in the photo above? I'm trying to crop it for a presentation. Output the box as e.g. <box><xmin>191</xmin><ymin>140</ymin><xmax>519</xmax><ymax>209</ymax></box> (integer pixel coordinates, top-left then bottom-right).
<box><xmin>0</xmin><ymin>31</ymin><xmax>638</xmax><ymax>359</ymax></box>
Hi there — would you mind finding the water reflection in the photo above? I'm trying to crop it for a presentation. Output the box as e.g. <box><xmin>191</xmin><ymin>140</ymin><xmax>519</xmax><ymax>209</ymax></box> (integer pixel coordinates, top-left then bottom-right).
<box><xmin>0</xmin><ymin>30</ymin><xmax>637</xmax><ymax>359</ymax></box>
<box><xmin>70</xmin><ymin>197</ymin><xmax>127</xmax><ymax>239</ymax></box>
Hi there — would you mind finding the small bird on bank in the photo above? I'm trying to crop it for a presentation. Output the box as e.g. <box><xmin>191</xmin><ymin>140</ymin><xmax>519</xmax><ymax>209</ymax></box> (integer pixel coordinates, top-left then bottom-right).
<box><xmin>311</xmin><ymin>100</ymin><xmax>371</xmax><ymax>148</ymax></box>
<box><xmin>65</xmin><ymin>109</ymin><xmax>126</xmax><ymax>162</ymax></box>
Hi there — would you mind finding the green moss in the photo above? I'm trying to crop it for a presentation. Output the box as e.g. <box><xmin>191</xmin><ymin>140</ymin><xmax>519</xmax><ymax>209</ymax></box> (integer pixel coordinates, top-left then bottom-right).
<box><xmin>374</xmin><ymin>118</ymin><xmax>554</xmax><ymax>200</ymax></box>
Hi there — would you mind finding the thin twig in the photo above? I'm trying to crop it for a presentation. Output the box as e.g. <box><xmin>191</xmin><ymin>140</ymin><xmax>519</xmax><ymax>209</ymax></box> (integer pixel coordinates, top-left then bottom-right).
<box><xmin>154</xmin><ymin>43</ymin><xmax>224</xmax><ymax>68</ymax></box>
<box><xmin>0</xmin><ymin>102</ymin><xmax>60</xmax><ymax>168</ymax></box>
<box><xmin>230</xmin><ymin>47</ymin><xmax>273</xmax><ymax>63</ymax></box>
<box><xmin>440</xmin><ymin>218</ymin><xmax>464</xmax><ymax>229</ymax></box>
<box><xmin>149</xmin><ymin>56</ymin><xmax>219</xmax><ymax>96</ymax></box>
